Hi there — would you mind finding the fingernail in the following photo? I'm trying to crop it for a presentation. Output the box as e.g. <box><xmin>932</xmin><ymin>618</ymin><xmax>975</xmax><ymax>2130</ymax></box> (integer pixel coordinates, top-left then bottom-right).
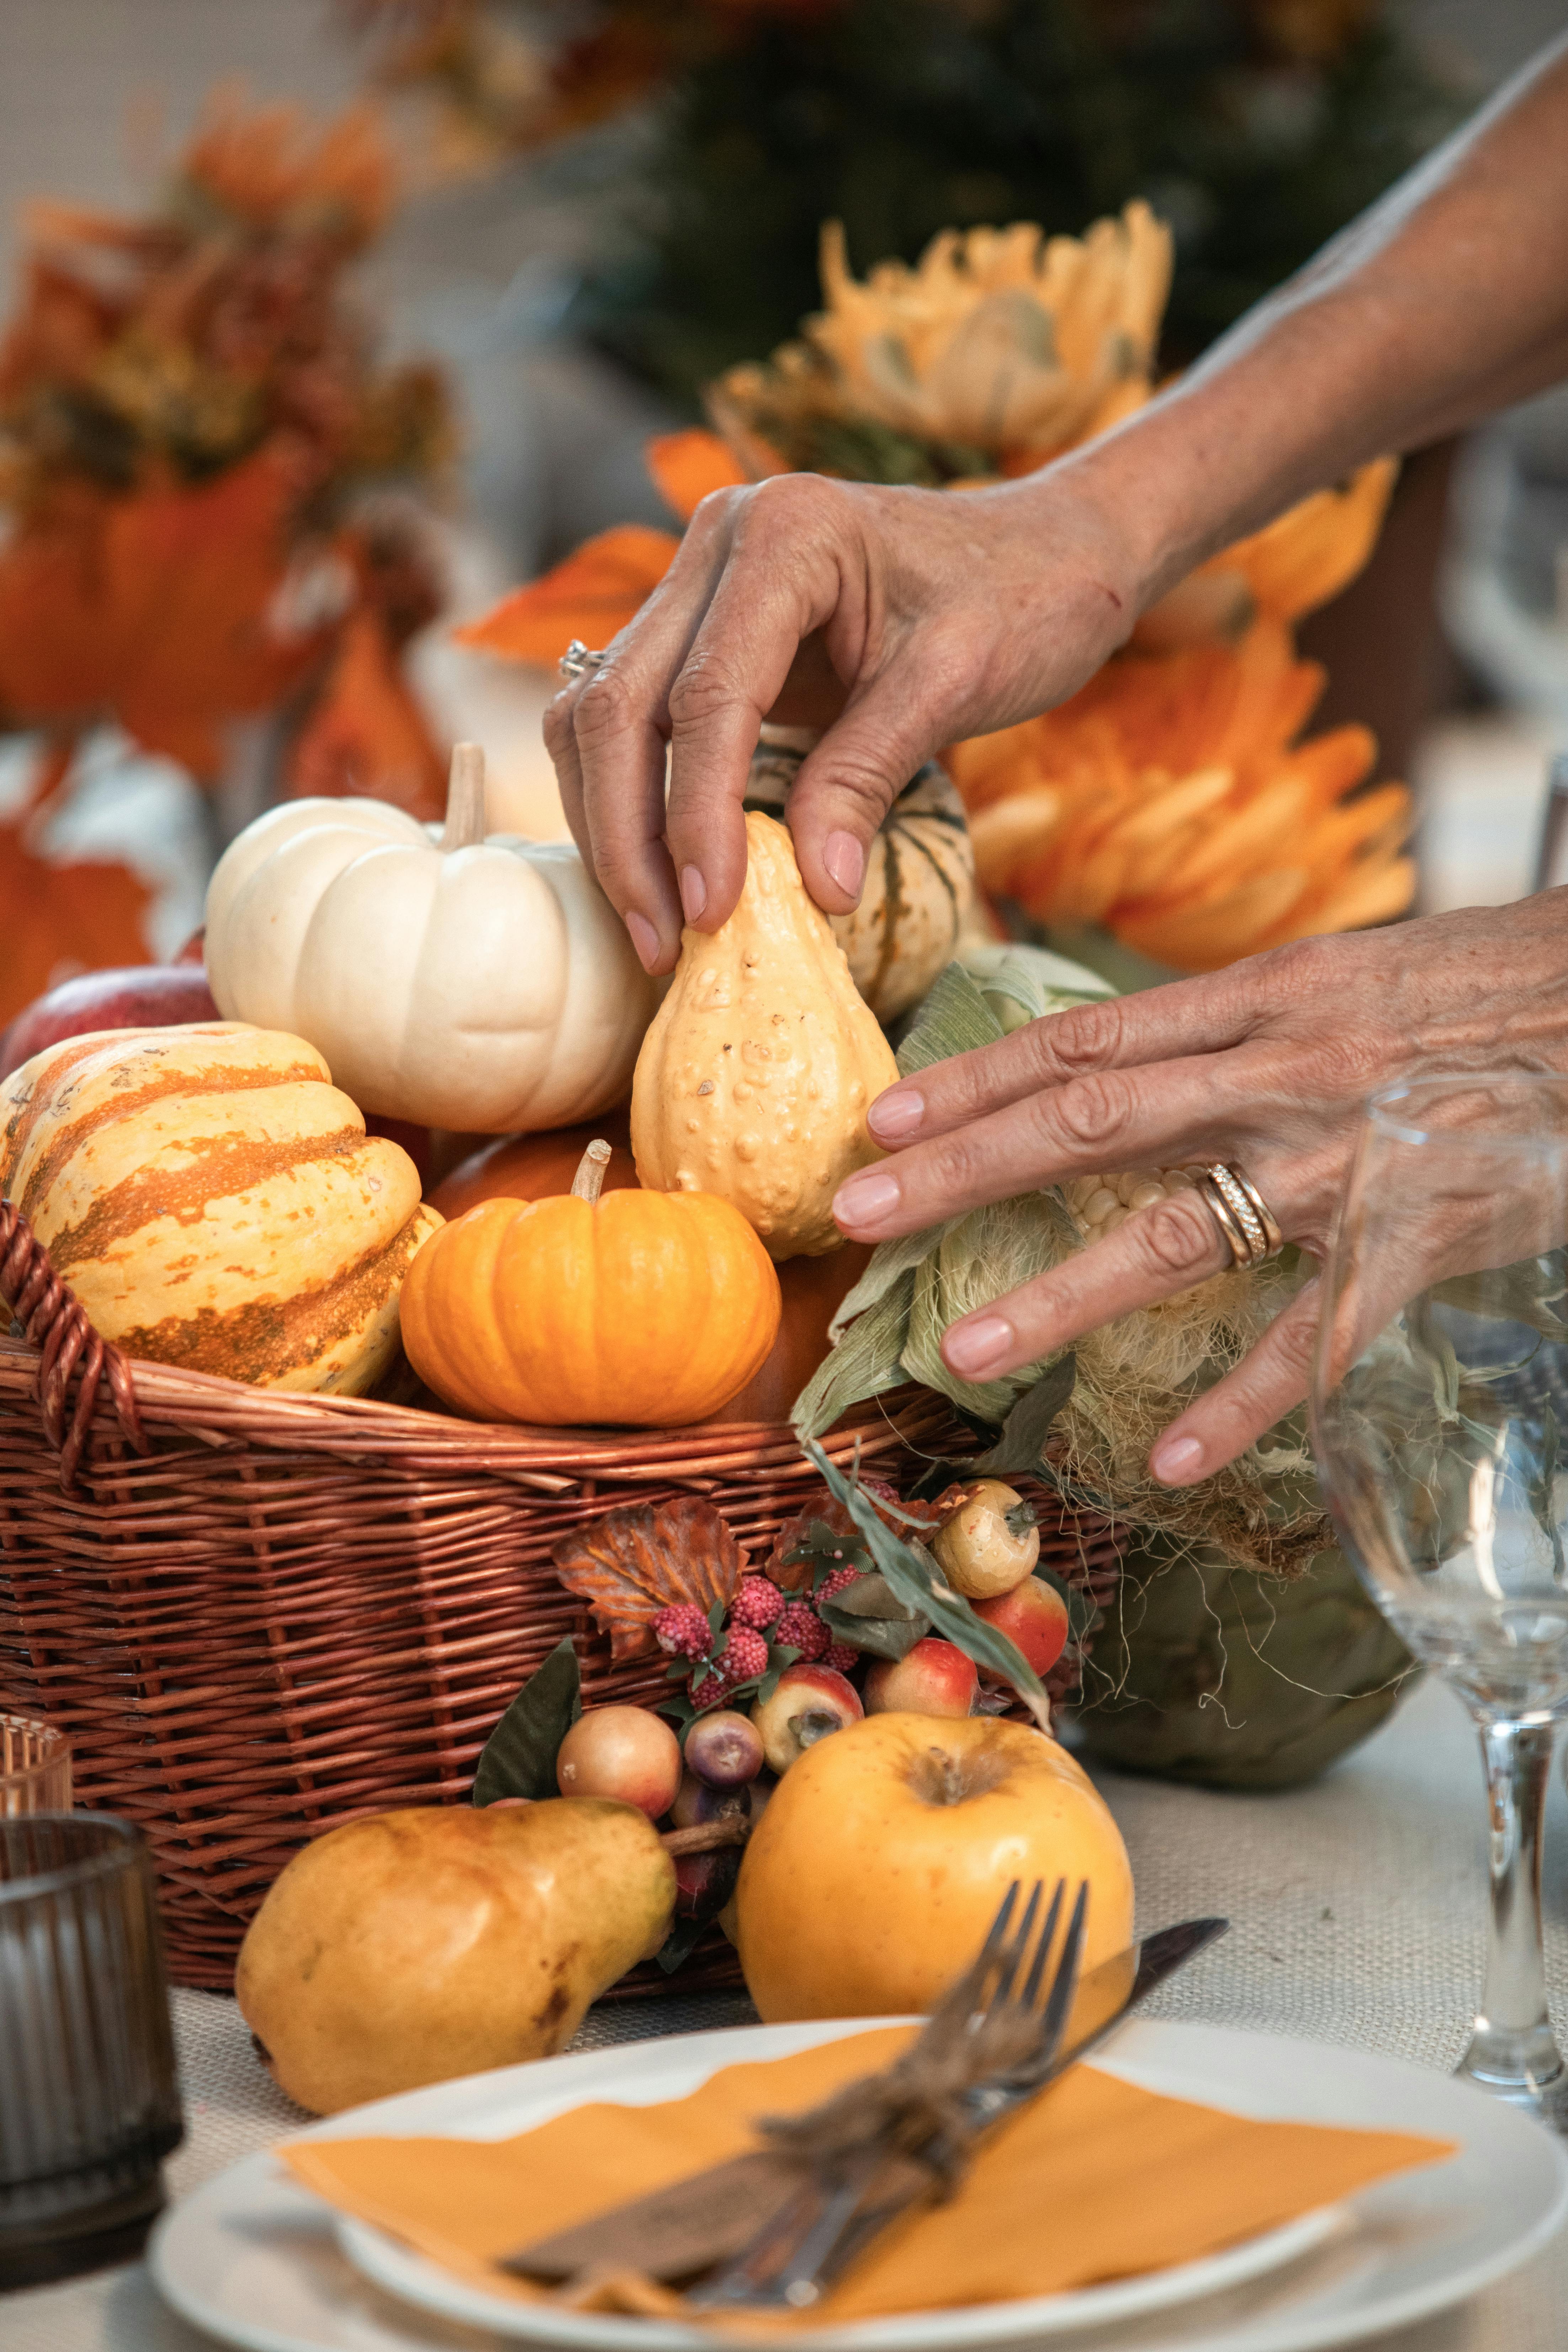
<box><xmin>679</xmin><ymin>864</ymin><xmax>706</xmax><ymax>923</ymax></box>
<box><xmin>624</xmin><ymin>910</ymin><xmax>661</xmax><ymax>971</ymax></box>
<box><xmin>833</xmin><ymin>1168</ymin><xmax>900</xmax><ymax>1227</ymax></box>
<box><xmin>1151</xmin><ymin>1435</ymin><xmax>1204</xmax><ymax>1486</ymax></box>
<box><xmin>823</xmin><ymin>830</ymin><xmax>865</xmax><ymax>898</ymax></box>
<box><xmin>868</xmin><ymin>1087</ymin><xmax>923</xmax><ymax>1142</ymax></box>
<box><xmin>943</xmin><ymin>1316</ymin><xmax>1014</xmax><ymax>1376</ymax></box>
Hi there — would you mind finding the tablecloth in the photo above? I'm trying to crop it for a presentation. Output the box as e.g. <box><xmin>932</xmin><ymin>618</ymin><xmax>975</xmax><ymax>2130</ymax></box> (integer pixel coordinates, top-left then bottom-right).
<box><xmin>11</xmin><ymin>1671</ymin><xmax>1568</xmax><ymax>2352</ymax></box>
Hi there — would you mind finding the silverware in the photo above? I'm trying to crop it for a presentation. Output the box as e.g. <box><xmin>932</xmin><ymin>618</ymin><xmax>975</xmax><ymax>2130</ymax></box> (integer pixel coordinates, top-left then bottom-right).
<box><xmin>505</xmin><ymin>1898</ymin><xmax>1226</xmax><ymax>2300</ymax></box>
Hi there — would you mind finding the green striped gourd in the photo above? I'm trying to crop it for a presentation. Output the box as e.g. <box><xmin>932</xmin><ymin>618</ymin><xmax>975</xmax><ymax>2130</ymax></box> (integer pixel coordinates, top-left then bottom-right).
<box><xmin>744</xmin><ymin>727</ymin><xmax>975</xmax><ymax>1019</ymax></box>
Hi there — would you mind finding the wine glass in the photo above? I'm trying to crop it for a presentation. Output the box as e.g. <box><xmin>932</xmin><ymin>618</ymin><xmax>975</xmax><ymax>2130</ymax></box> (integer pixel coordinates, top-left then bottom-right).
<box><xmin>1311</xmin><ymin>1072</ymin><xmax>1568</xmax><ymax>2129</ymax></box>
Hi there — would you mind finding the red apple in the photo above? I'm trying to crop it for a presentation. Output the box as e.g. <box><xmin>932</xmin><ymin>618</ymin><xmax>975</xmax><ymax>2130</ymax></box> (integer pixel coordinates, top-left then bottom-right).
<box><xmin>750</xmin><ymin>1664</ymin><xmax>863</xmax><ymax>1774</ymax></box>
<box><xmin>972</xmin><ymin>1577</ymin><xmax>1070</xmax><ymax>1681</ymax></box>
<box><xmin>555</xmin><ymin>1707</ymin><xmax>682</xmax><ymax>1819</ymax></box>
<box><xmin>0</xmin><ymin>964</ymin><xmax>220</xmax><ymax>1082</ymax></box>
<box><xmin>864</xmin><ymin>1638</ymin><xmax>977</xmax><ymax>1719</ymax></box>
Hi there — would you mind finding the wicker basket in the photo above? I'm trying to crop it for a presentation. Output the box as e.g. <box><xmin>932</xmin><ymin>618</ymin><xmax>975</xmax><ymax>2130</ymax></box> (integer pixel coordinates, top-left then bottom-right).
<box><xmin>0</xmin><ymin>1203</ymin><xmax>1121</xmax><ymax>1991</ymax></box>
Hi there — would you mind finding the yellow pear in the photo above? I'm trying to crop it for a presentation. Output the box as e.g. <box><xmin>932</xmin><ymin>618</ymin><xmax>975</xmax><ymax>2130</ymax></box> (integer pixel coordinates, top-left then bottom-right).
<box><xmin>235</xmin><ymin>1799</ymin><xmax>674</xmax><ymax>2113</ymax></box>
<box><xmin>632</xmin><ymin>812</ymin><xmax>899</xmax><ymax>1258</ymax></box>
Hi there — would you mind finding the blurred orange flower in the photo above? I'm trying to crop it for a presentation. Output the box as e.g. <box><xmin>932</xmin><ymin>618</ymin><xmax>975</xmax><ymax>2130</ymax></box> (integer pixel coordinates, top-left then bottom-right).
<box><xmin>950</xmin><ymin>619</ymin><xmax>1413</xmax><ymax>970</ymax></box>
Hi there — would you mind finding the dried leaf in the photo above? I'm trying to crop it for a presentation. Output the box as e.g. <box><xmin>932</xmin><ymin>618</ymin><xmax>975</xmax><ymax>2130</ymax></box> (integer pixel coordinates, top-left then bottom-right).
<box><xmin>765</xmin><ymin>1482</ymin><xmax>911</xmax><ymax>1591</ymax></box>
<box><xmin>453</xmin><ymin>524</ymin><xmax>679</xmax><ymax>669</ymax></box>
<box><xmin>284</xmin><ymin>607</ymin><xmax>446</xmax><ymax>818</ymax></box>
<box><xmin>472</xmin><ymin>1638</ymin><xmax>581</xmax><ymax>1804</ymax></box>
<box><xmin>552</xmin><ymin>1495</ymin><xmax>744</xmax><ymax>1663</ymax></box>
<box><xmin>0</xmin><ymin>744</ymin><xmax>152</xmax><ymax>1027</ymax></box>
<box><xmin>0</xmin><ymin>446</ymin><xmax>330</xmax><ymax>778</ymax></box>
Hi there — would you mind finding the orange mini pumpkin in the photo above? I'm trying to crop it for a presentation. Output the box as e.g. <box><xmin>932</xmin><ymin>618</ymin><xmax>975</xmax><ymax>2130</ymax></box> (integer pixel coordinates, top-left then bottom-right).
<box><xmin>401</xmin><ymin>1141</ymin><xmax>782</xmax><ymax>1428</ymax></box>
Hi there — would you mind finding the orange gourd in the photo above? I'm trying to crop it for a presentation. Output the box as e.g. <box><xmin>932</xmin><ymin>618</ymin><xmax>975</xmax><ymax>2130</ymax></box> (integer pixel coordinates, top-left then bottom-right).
<box><xmin>401</xmin><ymin>1141</ymin><xmax>783</xmax><ymax>1428</ymax></box>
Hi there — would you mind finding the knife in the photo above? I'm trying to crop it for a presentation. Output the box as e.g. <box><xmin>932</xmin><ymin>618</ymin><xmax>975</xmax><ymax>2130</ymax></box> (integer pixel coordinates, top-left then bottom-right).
<box><xmin>504</xmin><ymin>1915</ymin><xmax>1227</xmax><ymax>2290</ymax></box>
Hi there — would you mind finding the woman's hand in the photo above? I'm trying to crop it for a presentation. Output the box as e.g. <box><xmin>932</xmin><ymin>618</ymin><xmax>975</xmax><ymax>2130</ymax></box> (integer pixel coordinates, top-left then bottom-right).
<box><xmin>830</xmin><ymin>893</ymin><xmax>1568</xmax><ymax>1484</ymax></box>
<box><xmin>543</xmin><ymin>466</ymin><xmax>1148</xmax><ymax>972</ymax></box>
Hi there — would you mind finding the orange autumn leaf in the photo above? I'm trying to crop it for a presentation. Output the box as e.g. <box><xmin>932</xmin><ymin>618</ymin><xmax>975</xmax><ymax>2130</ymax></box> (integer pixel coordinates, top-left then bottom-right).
<box><xmin>454</xmin><ymin>523</ymin><xmax>680</xmax><ymax>667</ymax></box>
<box><xmin>284</xmin><ymin>607</ymin><xmax>446</xmax><ymax>819</ymax></box>
<box><xmin>0</xmin><ymin>444</ymin><xmax>331</xmax><ymax>779</ymax></box>
<box><xmin>0</xmin><ymin>748</ymin><xmax>151</xmax><ymax>1028</ymax></box>
<box><xmin>645</xmin><ymin>428</ymin><xmax>750</xmax><ymax>523</ymax></box>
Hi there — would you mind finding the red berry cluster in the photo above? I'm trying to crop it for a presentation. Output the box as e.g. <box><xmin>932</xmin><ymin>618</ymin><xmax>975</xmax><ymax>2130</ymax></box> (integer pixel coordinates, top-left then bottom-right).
<box><xmin>650</xmin><ymin>1494</ymin><xmax>897</xmax><ymax>1717</ymax></box>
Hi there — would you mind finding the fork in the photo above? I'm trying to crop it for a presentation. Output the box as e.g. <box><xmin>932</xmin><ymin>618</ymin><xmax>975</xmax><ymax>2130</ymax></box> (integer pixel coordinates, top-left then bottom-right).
<box><xmin>687</xmin><ymin>1876</ymin><xmax>1089</xmax><ymax>2311</ymax></box>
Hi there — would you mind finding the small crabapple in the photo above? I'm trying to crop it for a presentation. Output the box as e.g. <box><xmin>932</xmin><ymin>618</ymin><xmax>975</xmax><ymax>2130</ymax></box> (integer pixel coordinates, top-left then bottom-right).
<box><xmin>863</xmin><ymin>1638</ymin><xmax>978</xmax><ymax>1719</ymax></box>
<box><xmin>750</xmin><ymin>1664</ymin><xmax>863</xmax><ymax>1774</ymax></box>
<box><xmin>555</xmin><ymin>1707</ymin><xmax>682</xmax><ymax>1818</ymax></box>
<box><xmin>972</xmin><ymin>1577</ymin><xmax>1071</xmax><ymax>1680</ymax></box>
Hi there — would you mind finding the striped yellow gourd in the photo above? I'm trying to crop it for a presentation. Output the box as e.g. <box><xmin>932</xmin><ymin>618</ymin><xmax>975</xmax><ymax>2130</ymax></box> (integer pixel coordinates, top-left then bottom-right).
<box><xmin>0</xmin><ymin>1023</ymin><xmax>440</xmax><ymax>1394</ymax></box>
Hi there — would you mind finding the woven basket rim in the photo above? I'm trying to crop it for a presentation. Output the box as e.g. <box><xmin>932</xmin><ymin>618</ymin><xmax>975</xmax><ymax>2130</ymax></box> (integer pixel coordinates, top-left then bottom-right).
<box><xmin>0</xmin><ymin>1333</ymin><xmax>955</xmax><ymax>1478</ymax></box>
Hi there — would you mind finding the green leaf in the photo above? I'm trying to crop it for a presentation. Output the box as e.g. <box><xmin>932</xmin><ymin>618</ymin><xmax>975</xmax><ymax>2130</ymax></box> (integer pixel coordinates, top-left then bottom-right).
<box><xmin>820</xmin><ymin>1569</ymin><xmax>932</xmax><ymax>1661</ymax></box>
<box><xmin>792</xmin><ymin>1267</ymin><xmax>916</xmax><ymax>1440</ymax></box>
<box><xmin>896</xmin><ymin>962</ymin><xmax>1003</xmax><ymax>1078</ymax></box>
<box><xmin>472</xmin><ymin>1638</ymin><xmax>581</xmax><ymax>1805</ymax></box>
<box><xmin>655</xmin><ymin>1916</ymin><xmax>709</xmax><ymax>1974</ymax></box>
<box><xmin>973</xmin><ymin>1354</ymin><xmax>1078</xmax><ymax>1476</ymax></box>
<box><xmin>804</xmin><ymin>1444</ymin><xmax>1052</xmax><ymax>1727</ymax></box>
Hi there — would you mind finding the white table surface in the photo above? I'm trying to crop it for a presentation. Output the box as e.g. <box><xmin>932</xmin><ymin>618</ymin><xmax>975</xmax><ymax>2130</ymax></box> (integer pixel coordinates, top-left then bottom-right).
<box><xmin>11</xmin><ymin>1672</ymin><xmax>1568</xmax><ymax>2352</ymax></box>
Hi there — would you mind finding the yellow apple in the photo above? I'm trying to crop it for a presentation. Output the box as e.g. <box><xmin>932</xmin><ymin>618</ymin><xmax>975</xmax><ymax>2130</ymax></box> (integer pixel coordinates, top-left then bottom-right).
<box><xmin>236</xmin><ymin>1799</ymin><xmax>674</xmax><ymax>2113</ymax></box>
<box><xmin>734</xmin><ymin>1713</ymin><xmax>1132</xmax><ymax>2021</ymax></box>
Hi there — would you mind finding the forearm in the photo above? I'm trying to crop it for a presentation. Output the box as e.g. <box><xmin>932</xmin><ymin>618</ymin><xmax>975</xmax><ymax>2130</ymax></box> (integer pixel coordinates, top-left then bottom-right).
<box><xmin>1057</xmin><ymin>31</ymin><xmax>1568</xmax><ymax>606</ymax></box>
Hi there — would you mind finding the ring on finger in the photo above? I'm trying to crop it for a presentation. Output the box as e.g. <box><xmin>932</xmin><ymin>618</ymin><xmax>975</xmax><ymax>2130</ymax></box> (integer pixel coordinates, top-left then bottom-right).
<box><xmin>1195</xmin><ymin>1163</ymin><xmax>1284</xmax><ymax>1270</ymax></box>
<box><xmin>559</xmin><ymin>640</ymin><xmax>607</xmax><ymax>683</ymax></box>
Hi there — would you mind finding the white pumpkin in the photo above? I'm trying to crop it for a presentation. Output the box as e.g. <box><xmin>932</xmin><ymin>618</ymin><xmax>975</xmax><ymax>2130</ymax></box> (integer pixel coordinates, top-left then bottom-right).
<box><xmin>204</xmin><ymin>746</ymin><xmax>659</xmax><ymax>1135</ymax></box>
<box><xmin>744</xmin><ymin>727</ymin><xmax>976</xmax><ymax>1019</ymax></box>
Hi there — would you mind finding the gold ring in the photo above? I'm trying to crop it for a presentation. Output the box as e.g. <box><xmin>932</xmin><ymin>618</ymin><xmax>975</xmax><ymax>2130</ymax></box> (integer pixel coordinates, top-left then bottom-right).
<box><xmin>1195</xmin><ymin>1163</ymin><xmax>1283</xmax><ymax>1270</ymax></box>
<box><xmin>558</xmin><ymin>639</ymin><xmax>607</xmax><ymax>683</ymax></box>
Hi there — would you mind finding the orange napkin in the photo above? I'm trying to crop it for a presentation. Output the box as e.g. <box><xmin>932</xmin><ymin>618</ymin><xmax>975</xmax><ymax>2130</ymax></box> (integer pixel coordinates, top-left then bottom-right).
<box><xmin>284</xmin><ymin>2027</ymin><xmax>1453</xmax><ymax>2328</ymax></box>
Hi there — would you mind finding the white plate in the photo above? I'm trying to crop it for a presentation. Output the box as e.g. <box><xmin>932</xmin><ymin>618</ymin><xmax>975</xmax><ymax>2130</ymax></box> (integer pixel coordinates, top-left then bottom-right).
<box><xmin>149</xmin><ymin>2016</ymin><xmax>1568</xmax><ymax>2352</ymax></box>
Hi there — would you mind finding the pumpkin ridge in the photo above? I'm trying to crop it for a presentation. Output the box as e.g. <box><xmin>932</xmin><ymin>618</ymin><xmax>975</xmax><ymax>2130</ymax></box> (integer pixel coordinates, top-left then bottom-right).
<box><xmin>114</xmin><ymin>1206</ymin><xmax>431</xmax><ymax>1389</ymax></box>
<box><xmin>45</xmin><ymin>1125</ymin><xmax>370</xmax><ymax>1272</ymax></box>
<box><xmin>12</xmin><ymin>1049</ymin><xmax>335</xmax><ymax>1225</ymax></box>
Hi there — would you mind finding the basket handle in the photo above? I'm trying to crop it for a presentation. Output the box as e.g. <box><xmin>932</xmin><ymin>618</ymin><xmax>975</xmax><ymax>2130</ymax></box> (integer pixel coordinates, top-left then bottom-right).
<box><xmin>0</xmin><ymin>1201</ymin><xmax>149</xmax><ymax>1491</ymax></box>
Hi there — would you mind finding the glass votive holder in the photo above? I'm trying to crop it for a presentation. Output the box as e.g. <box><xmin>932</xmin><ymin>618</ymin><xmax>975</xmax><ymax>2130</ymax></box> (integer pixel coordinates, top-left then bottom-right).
<box><xmin>0</xmin><ymin>1716</ymin><xmax>72</xmax><ymax>1816</ymax></box>
<box><xmin>0</xmin><ymin>1815</ymin><xmax>183</xmax><ymax>2289</ymax></box>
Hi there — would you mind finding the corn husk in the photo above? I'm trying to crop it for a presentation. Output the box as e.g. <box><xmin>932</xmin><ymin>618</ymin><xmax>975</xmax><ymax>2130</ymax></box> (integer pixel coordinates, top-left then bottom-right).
<box><xmin>793</xmin><ymin>962</ymin><xmax>1331</xmax><ymax>1580</ymax></box>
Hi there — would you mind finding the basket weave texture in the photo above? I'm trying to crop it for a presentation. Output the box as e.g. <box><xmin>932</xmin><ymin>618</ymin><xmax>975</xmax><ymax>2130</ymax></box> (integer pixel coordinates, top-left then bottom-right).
<box><xmin>0</xmin><ymin>1206</ymin><xmax>1122</xmax><ymax>1994</ymax></box>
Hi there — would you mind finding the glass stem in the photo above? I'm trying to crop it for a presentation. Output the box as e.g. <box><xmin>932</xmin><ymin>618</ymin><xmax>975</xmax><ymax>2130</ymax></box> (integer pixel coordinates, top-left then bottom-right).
<box><xmin>1459</xmin><ymin>1717</ymin><xmax>1566</xmax><ymax>2106</ymax></box>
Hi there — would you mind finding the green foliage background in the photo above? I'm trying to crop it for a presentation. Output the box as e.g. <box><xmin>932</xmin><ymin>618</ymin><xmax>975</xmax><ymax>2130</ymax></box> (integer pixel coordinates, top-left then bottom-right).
<box><xmin>575</xmin><ymin>0</ymin><xmax>1462</xmax><ymax>404</ymax></box>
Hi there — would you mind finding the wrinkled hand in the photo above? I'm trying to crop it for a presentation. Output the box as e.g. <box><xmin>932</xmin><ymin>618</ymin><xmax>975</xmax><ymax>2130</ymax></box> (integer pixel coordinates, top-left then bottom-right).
<box><xmin>544</xmin><ymin>468</ymin><xmax>1141</xmax><ymax>971</ymax></box>
<box><xmin>829</xmin><ymin>895</ymin><xmax>1568</xmax><ymax>1485</ymax></box>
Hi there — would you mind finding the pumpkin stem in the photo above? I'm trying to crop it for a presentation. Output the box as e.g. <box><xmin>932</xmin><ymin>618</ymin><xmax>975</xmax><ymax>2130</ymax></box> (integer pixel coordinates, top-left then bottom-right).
<box><xmin>441</xmin><ymin>741</ymin><xmax>487</xmax><ymax>852</ymax></box>
<box><xmin>571</xmin><ymin>1140</ymin><xmax>613</xmax><ymax>1202</ymax></box>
